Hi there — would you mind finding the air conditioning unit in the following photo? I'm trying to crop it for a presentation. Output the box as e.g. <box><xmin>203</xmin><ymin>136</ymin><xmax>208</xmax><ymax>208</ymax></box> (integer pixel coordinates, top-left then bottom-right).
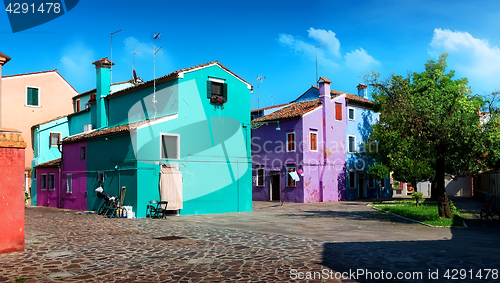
<box><xmin>83</xmin><ymin>124</ymin><xmax>92</xmax><ymax>133</ymax></box>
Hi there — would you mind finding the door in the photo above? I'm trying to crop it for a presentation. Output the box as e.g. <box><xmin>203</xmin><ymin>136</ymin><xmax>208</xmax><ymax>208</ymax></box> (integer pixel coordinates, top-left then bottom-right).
<box><xmin>359</xmin><ymin>177</ymin><xmax>366</xmax><ymax>199</ymax></box>
<box><xmin>270</xmin><ymin>172</ymin><xmax>280</xmax><ymax>201</ymax></box>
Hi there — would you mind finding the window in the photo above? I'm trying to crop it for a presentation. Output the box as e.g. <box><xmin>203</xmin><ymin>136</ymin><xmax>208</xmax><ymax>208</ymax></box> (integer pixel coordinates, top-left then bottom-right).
<box><xmin>33</xmin><ymin>169</ymin><xmax>36</xmax><ymax>180</ymax></box>
<box><xmin>257</xmin><ymin>168</ymin><xmax>264</xmax><ymax>187</ymax></box>
<box><xmin>97</xmin><ymin>172</ymin><xmax>105</xmax><ymax>182</ymax></box>
<box><xmin>310</xmin><ymin>132</ymin><xmax>317</xmax><ymax>151</ymax></box>
<box><xmin>48</xmin><ymin>174</ymin><xmax>55</xmax><ymax>190</ymax></box>
<box><xmin>80</xmin><ymin>147</ymin><xmax>86</xmax><ymax>160</ymax></box>
<box><xmin>335</xmin><ymin>103</ymin><xmax>342</xmax><ymax>120</ymax></box>
<box><xmin>66</xmin><ymin>174</ymin><xmax>72</xmax><ymax>194</ymax></box>
<box><xmin>207</xmin><ymin>78</ymin><xmax>227</xmax><ymax>104</ymax></box>
<box><xmin>50</xmin><ymin>133</ymin><xmax>61</xmax><ymax>147</ymax></box>
<box><xmin>26</xmin><ymin>87</ymin><xmax>39</xmax><ymax>106</ymax></box>
<box><xmin>75</xmin><ymin>99</ymin><xmax>81</xmax><ymax>112</ymax></box>
<box><xmin>368</xmin><ymin>175</ymin><xmax>375</xmax><ymax>188</ymax></box>
<box><xmin>287</xmin><ymin>132</ymin><xmax>295</xmax><ymax>152</ymax></box>
<box><xmin>161</xmin><ymin>134</ymin><xmax>180</xmax><ymax>159</ymax></box>
<box><xmin>287</xmin><ymin>167</ymin><xmax>296</xmax><ymax>187</ymax></box>
<box><xmin>348</xmin><ymin>136</ymin><xmax>356</xmax><ymax>153</ymax></box>
<box><xmin>41</xmin><ymin>174</ymin><xmax>47</xmax><ymax>190</ymax></box>
<box><xmin>90</xmin><ymin>93</ymin><xmax>96</xmax><ymax>100</ymax></box>
<box><xmin>349</xmin><ymin>171</ymin><xmax>356</xmax><ymax>188</ymax></box>
<box><xmin>348</xmin><ymin>107</ymin><xmax>355</xmax><ymax>121</ymax></box>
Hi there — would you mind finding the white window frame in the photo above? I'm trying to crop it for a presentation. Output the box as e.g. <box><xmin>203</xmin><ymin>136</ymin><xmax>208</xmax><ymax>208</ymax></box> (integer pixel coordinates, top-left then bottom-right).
<box><xmin>286</xmin><ymin>132</ymin><xmax>296</xmax><ymax>152</ymax></box>
<box><xmin>348</xmin><ymin>135</ymin><xmax>356</xmax><ymax>153</ymax></box>
<box><xmin>160</xmin><ymin>133</ymin><xmax>180</xmax><ymax>160</ymax></box>
<box><xmin>40</xmin><ymin>173</ymin><xmax>47</xmax><ymax>190</ymax></box>
<box><xmin>48</xmin><ymin>173</ymin><xmax>55</xmax><ymax>190</ymax></box>
<box><xmin>348</xmin><ymin>107</ymin><xmax>355</xmax><ymax>121</ymax></box>
<box><xmin>25</xmin><ymin>86</ymin><xmax>41</xmax><ymax>107</ymax></box>
<box><xmin>49</xmin><ymin>132</ymin><xmax>62</xmax><ymax>147</ymax></box>
<box><xmin>309</xmin><ymin>132</ymin><xmax>318</xmax><ymax>152</ymax></box>
<box><xmin>256</xmin><ymin>168</ymin><xmax>264</xmax><ymax>187</ymax></box>
<box><xmin>66</xmin><ymin>174</ymin><xmax>72</xmax><ymax>194</ymax></box>
<box><xmin>286</xmin><ymin>166</ymin><xmax>297</xmax><ymax>187</ymax></box>
<box><xmin>349</xmin><ymin>171</ymin><xmax>356</xmax><ymax>189</ymax></box>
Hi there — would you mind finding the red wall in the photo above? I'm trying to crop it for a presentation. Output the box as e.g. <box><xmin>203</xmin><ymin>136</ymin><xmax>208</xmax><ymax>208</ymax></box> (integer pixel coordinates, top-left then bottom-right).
<box><xmin>0</xmin><ymin>147</ymin><xmax>25</xmax><ymax>253</ymax></box>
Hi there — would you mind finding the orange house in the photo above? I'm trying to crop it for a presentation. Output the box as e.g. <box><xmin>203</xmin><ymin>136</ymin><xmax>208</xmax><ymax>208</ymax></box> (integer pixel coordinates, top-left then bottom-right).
<box><xmin>0</xmin><ymin>52</ymin><xmax>77</xmax><ymax>195</ymax></box>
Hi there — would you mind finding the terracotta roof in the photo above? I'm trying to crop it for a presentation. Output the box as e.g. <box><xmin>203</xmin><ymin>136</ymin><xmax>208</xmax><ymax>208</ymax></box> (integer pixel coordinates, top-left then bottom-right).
<box><xmin>36</xmin><ymin>158</ymin><xmax>61</xmax><ymax>168</ymax></box>
<box><xmin>2</xmin><ymin>69</ymin><xmax>78</xmax><ymax>93</ymax></box>
<box><xmin>318</xmin><ymin>77</ymin><xmax>331</xmax><ymax>84</ymax></box>
<box><xmin>252</xmin><ymin>100</ymin><xmax>321</xmax><ymax>123</ymax></box>
<box><xmin>0</xmin><ymin>127</ymin><xmax>21</xmax><ymax>132</ymax></box>
<box><xmin>252</xmin><ymin>86</ymin><xmax>374</xmax><ymax>123</ymax></box>
<box><xmin>63</xmin><ymin>115</ymin><xmax>174</xmax><ymax>144</ymax></box>
<box><xmin>251</xmin><ymin>102</ymin><xmax>291</xmax><ymax>113</ymax></box>
<box><xmin>106</xmin><ymin>61</ymin><xmax>252</xmax><ymax>100</ymax></box>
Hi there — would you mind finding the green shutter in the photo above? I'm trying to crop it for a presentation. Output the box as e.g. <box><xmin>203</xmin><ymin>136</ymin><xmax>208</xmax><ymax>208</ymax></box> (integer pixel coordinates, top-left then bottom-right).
<box><xmin>207</xmin><ymin>81</ymin><xmax>212</xmax><ymax>98</ymax></box>
<box><xmin>27</xmin><ymin>88</ymin><xmax>39</xmax><ymax>106</ymax></box>
<box><xmin>222</xmin><ymin>83</ymin><xmax>227</xmax><ymax>101</ymax></box>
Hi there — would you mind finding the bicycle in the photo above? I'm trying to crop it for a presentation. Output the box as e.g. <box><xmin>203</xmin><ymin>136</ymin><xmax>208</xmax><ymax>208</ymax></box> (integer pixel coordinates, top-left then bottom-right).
<box><xmin>480</xmin><ymin>196</ymin><xmax>500</xmax><ymax>223</ymax></box>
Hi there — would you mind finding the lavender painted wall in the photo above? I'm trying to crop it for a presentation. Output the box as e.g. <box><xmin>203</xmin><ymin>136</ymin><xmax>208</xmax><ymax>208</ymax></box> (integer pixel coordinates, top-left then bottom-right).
<box><xmin>61</xmin><ymin>141</ymin><xmax>87</xmax><ymax>210</ymax></box>
<box><xmin>252</xmin><ymin>118</ymin><xmax>304</xmax><ymax>202</ymax></box>
<box><xmin>251</xmin><ymin>81</ymin><xmax>348</xmax><ymax>203</ymax></box>
<box><xmin>301</xmin><ymin>94</ymin><xmax>347</xmax><ymax>202</ymax></box>
<box><xmin>37</xmin><ymin>168</ymin><xmax>60</xmax><ymax>208</ymax></box>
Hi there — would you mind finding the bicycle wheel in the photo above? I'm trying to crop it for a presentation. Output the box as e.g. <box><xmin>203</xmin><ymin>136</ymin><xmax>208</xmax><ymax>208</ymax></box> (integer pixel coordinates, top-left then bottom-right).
<box><xmin>481</xmin><ymin>209</ymin><xmax>489</xmax><ymax>223</ymax></box>
<box><xmin>491</xmin><ymin>208</ymin><xmax>500</xmax><ymax>221</ymax></box>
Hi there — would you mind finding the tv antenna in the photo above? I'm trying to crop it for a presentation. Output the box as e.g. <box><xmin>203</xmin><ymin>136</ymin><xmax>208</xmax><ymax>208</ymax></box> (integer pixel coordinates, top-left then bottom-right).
<box><xmin>256</xmin><ymin>75</ymin><xmax>265</xmax><ymax>110</ymax></box>
<box><xmin>153</xmin><ymin>33</ymin><xmax>161</xmax><ymax>119</ymax></box>
<box><xmin>110</xmin><ymin>29</ymin><xmax>121</xmax><ymax>84</ymax></box>
<box><xmin>270</xmin><ymin>94</ymin><xmax>275</xmax><ymax>106</ymax></box>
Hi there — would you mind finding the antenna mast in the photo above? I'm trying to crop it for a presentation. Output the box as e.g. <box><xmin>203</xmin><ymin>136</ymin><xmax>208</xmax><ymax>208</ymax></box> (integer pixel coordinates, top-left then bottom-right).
<box><xmin>153</xmin><ymin>33</ymin><xmax>161</xmax><ymax>119</ymax></box>
<box><xmin>110</xmin><ymin>29</ymin><xmax>121</xmax><ymax>85</ymax></box>
<box><xmin>315</xmin><ymin>43</ymin><xmax>328</xmax><ymax>85</ymax></box>
<box><xmin>256</xmin><ymin>75</ymin><xmax>265</xmax><ymax>110</ymax></box>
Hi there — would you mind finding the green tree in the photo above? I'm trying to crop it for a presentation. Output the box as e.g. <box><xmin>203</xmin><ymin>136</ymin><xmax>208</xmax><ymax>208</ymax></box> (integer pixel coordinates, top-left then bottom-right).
<box><xmin>367</xmin><ymin>54</ymin><xmax>500</xmax><ymax>218</ymax></box>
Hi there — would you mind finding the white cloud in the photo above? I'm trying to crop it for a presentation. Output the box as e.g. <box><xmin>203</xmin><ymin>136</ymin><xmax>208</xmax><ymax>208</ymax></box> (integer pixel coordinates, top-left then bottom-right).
<box><xmin>344</xmin><ymin>48</ymin><xmax>379</xmax><ymax>70</ymax></box>
<box><xmin>58</xmin><ymin>42</ymin><xmax>94</xmax><ymax>92</ymax></box>
<box><xmin>124</xmin><ymin>36</ymin><xmax>155</xmax><ymax>55</ymax></box>
<box><xmin>429</xmin><ymin>28</ymin><xmax>500</xmax><ymax>92</ymax></box>
<box><xmin>278</xmin><ymin>28</ymin><xmax>378</xmax><ymax>71</ymax></box>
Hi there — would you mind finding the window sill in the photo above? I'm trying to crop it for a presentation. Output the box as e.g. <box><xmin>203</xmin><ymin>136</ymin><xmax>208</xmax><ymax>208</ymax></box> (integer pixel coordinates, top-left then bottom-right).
<box><xmin>25</xmin><ymin>105</ymin><xmax>41</xmax><ymax>108</ymax></box>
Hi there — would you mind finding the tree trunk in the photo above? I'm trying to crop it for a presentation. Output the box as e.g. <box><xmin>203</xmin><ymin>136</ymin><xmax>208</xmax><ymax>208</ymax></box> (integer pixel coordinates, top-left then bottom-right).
<box><xmin>431</xmin><ymin>180</ymin><xmax>438</xmax><ymax>200</ymax></box>
<box><xmin>435</xmin><ymin>156</ymin><xmax>452</xmax><ymax>218</ymax></box>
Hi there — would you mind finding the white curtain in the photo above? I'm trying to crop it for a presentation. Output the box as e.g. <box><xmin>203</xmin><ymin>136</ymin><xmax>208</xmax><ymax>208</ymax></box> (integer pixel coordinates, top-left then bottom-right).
<box><xmin>159</xmin><ymin>165</ymin><xmax>183</xmax><ymax>210</ymax></box>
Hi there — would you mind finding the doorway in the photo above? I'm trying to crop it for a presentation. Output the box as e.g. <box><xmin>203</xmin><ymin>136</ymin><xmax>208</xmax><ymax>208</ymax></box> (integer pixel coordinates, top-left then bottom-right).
<box><xmin>359</xmin><ymin>177</ymin><xmax>366</xmax><ymax>199</ymax></box>
<box><xmin>270</xmin><ymin>172</ymin><xmax>280</xmax><ymax>201</ymax></box>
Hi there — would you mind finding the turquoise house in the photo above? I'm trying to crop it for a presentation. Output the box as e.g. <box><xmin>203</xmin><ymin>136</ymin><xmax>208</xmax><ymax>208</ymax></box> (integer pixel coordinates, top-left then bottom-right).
<box><xmin>59</xmin><ymin>58</ymin><xmax>252</xmax><ymax>216</ymax></box>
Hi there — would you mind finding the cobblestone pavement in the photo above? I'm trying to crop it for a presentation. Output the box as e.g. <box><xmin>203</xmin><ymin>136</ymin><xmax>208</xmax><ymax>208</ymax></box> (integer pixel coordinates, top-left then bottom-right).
<box><xmin>1</xmin><ymin>199</ymin><xmax>499</xmax><ymax>282</ymax></box>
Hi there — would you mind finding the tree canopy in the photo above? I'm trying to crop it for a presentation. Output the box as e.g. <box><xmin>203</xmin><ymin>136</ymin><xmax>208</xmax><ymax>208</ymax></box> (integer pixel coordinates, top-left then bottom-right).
<box><xmin>366</xmin><ymin>53</ymin><xmax>500</xmax><ymax>217</ymax></box>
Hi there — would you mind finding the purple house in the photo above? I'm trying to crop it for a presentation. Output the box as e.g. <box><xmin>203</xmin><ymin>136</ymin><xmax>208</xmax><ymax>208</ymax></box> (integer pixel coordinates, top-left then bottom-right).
<box><xmin>61</xmin><ymin>141</ymin><xmax>87</xmax><ymax>211</ymax></box>
<box><xmin>251</xmin><ymin>78</ymin><xmax>348</xmax><ymax>203</ymax></box>
<box><xmin>35</xmin><ymin>159</ymin><xmax>61</xmax><ymax>208</ymax></box>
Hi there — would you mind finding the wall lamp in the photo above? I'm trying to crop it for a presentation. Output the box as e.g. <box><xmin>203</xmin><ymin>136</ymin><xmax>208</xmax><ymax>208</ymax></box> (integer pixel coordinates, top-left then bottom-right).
<box><xmin>251</xmin><ymin>120</ymin><xmax>281</xmax><ymax>130</ymax></box>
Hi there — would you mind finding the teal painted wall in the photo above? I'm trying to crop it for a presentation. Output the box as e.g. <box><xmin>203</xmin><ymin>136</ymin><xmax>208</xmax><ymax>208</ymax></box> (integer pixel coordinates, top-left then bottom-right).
<box><xmin>31</xmin><ymin>116</ymin><xmax>69</xmax><ymax>206</ymax></box>
<box><xmin>106</xmin><ymin>80</ymin><xmax>178</xmax><ymax>128</ymax></box>
<box><xmin>133</xmin><ymin>65</ymin><xmax>252</xmax><ymax>216</ymax></box>
<box><xmin>85</xmin><ymin>134</ymin><xmax>138</xmax><ymax>212</ymax></box>
<box><xmin>68</xmin><ymin>111</ymin><xmax>91</xmax><ymax>136</ymax></box>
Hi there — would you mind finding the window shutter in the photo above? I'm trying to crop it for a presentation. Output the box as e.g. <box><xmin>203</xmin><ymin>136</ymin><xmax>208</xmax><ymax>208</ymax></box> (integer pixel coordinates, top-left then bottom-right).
<box><xmin>222</xmin><ymin>83</ymin><xmax>227</xmax><ymax>101</ymax></box>
<box><xmin>335</xmin><ymin>103</ymin><xmax>342</xmax><ymax>120</ymax></box>
<box><xmin>27</xmin><ymin>88</ymin><xmax>33</xmax><ymax>105</ymax></box>
<box><xmin>32</xmin><ymin>88</ymin><xmax>38</xmax><ymax>106</ymax></box>
<box><xmin>207</xmin><ymin>81</ymin><xmax>212</xmax><ymax>98</ymax></box>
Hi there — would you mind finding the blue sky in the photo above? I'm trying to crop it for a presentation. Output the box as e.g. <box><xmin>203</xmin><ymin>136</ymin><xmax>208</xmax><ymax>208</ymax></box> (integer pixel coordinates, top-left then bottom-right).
<box><xmin>1</xmin><ymin>0</ymin><xmax>500</xmax><ymax>109</ymax></box>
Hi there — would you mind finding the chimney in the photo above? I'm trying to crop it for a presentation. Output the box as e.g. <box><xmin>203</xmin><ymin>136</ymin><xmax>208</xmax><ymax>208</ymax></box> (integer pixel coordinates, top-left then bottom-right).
<box><xmin>356</xmin><ymin>83</ymin><xmax>367</xmax><ymax>98</ymax></box>
<box><xmin>0</xmin><ymin>52</ymin><xmax>11</xmax><ymax>126</ymax></box>
<box><xmin>92</xmin><ymin>58</ymin><xmax>113</xmax><ymax>129</ymax></box>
